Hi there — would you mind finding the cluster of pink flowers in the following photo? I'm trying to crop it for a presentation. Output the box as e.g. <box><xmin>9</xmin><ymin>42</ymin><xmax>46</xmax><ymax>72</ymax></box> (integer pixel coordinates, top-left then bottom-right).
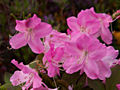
<box><xmin>9</xmin><ymin>7</ymin><xmax>120</xmax><ymax>90</ymax></box>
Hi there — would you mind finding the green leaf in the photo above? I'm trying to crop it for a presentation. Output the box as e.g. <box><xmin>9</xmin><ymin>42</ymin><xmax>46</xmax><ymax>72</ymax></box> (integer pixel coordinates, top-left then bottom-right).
<box><xmin>29</xmin><ymin>60</ymin><xmax>38</xmax><ymax>69</ymax></box>
<box><xmin>4</xmin><ymin>72</ymin><xmax>12</xmax><ymax>83</ymax></box>
<box><xmin>88</xmin><ymin>78</ymin><xmax>105</xmax><ymax>90</ymax></box>
<box><xmin>73</xmin><ymin>74</ymin><xmax>86</xmax><ymax>89</ymax></box>
<box><xmin>106</xmin><ymin>65</ymin><xmax>120</xmax><ymax>90</ymax></box>
<box><xmin>62</xmin><ymin>72</ymin><xmax>80</xmax><ymax>85</ymax></box>
<box><xmin>0</xmin><ymin>83</ymin><xmax>21</xmax><ymax>90</ymax></box>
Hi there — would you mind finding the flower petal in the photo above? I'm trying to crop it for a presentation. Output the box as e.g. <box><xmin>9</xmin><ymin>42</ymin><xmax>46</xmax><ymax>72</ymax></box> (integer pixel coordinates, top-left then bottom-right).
<box><xmin>28</xmin><ymin>37</ymin><xmax>44</xmax><ymax>54</ymax></box>
<box><xmin>26</xmin><ymin>14</ymin><xmax>41</xmax><ymax>28</ymax></box>
<box><xmin>47</xmin><ymin>63</ymin><xmax>59</xmax><ymax>77</ymax></box>
<box><xmin>10</xmin><ymin>71</ymin><xmax>29</xmax><ymax>86</ymax></box>
<box><xmin>15</xmin><ymin>20</ymin><xmax>27</xmax><ymax>32</ymax></box>
<box><xmin>9</xmin><ymin>33</ymin><xmax>27</xmax><ymax>49</ymax></box>
<box><xmin>34</xmin><ymin>22</ymin><xmax>52</xmax><ymax>38</ymax></box>
<box><xmin>97</xmin><ymin>60</ymin><xmax>111</xmax><ymax>80</ymax></box>
<box><xmin>33</xmin><ymin>75</ymin><xmax>42</xmax><ymax>88</ymax></box>
<box><xmin>101</xmin><ymin>25</ymin><xmax>112</xmax><ymax>44</ymax></box>
<box><xmin>67</xmin><ymin>16</ymin><xmax>80</xmax><ymax>32</ymax></box>
<box><xmin>84</xmin><ymin>60</ymin><xmax>99</xmax><ymax>79</ymax></box>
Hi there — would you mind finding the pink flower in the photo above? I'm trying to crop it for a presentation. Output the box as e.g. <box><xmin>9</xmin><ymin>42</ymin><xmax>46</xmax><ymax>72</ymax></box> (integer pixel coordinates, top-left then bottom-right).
<box><xmin>67</xmin><ymin>7</ymin><xmax>112</xmax><ymax>44</ymax></box>
<box><xmin>9</xmin><ymin>14</ymin><xmax>52</xmax><ymax>54</ymax></box>
<box><xmin>116</xmin><ymin>84</ymin><xmax>120</xmax><ymax>90</ymax></box>
<box><xmin>63</xmin><ymin>34</ymin><xmax>118</xmax><ymax>80</ymax></box>
<box><xmin>10</xmin><ymin>59</ymin><xmax>49</xmax><ymax>90</ymax></box>
<box><xmin>43</xmin><ymin>44</ymin><xmax>64</xmax><ymax>77</ymax></box>
<box><xmin>44</xmin><ymin>30</ymin><xmax>70</xmax><ymax>52</ymax></box>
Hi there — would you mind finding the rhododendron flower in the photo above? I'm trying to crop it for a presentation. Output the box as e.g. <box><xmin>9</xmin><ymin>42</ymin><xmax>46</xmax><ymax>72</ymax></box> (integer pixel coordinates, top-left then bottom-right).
<box><xmin>44</xmin><ymin>30</ymin><xmax>70</xmax><ymax>52</ymax></box>
<box><xmin>67</xmin><ymin>7</ymin><xmax>112</xmax><ymax>44</ymax></box>
<box><xmin>116</xmin><ymin>84</ymin><xmax>120</xmax><ymax>90</ymax></box>
<box><xmin>43</xmin><ymin>44</ymin><xmax>64</xmax><ymax>77</ymax></box>
<box><xmin>9</xmin><ymin>14</ymin><xmax>52</xmax><ymax>54</ymax></box>
<box><xmin>10</xmin><ymin>59</ymin><xmax>52</xmax><ymax>90</ymax></box>
<box><xmin>63</xmin><ymin>34</ymin><xmax>118</xmax><ymax>80</ymax></box>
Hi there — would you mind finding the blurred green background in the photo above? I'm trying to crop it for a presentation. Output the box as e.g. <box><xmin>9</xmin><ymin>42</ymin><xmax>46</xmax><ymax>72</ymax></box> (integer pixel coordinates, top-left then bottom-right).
<box><xmin>0</xmin><ymin>0</ymin><xmax>120</xmax><ymax>89</ymax></box>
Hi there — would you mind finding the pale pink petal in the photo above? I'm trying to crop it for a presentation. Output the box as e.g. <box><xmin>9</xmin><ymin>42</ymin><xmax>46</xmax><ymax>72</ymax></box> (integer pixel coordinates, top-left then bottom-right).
<box><xmin>84</xmin><ymin>60</ymin><xmax>99</xmax><ymax>79</ymax></box>
<box><xmin>67</xmin><ymin>16</ymin><xmax>80</xmax><ymax>32</ymax></box>
<box><xmin>33</xmin><ymin>75</ymin><xmax>42</xmax><ymax>88</ymax></box>
<box><xmin>97</xmin><ymin>60</ymin><xmax>111</xmax><ymax>80</ymax></box>
<box><xmin>28</xmin><ymin>37</ymin><xmax>44</xmax><ymax>54</ymax></box>
<box><xmin>34</xmin><ymin>22</ymin><xmax>52</xmax><ymax>38</ymax></box>
<box><xmin>10</xmin><ymin>71</ymin><xmax>29</xmax><ymax>86</ymax></box>
<box><xmin>63</xmin><ymin>57</ymin><xmax>82</xmax><ymax>74</ymax></box>
<box><xmin>101</xmin><ymin>25</ymin><xmax>112</xmax><ymax>44</ymax></box>
<box><xmin>65</xmin><ymin>42</ymin><xmax>80</xmax><ymax>56</ymax></box>
<box><xmin>89</xmin><ymin>44</ymin><xmax>106</xmax><ymax>60</ymax></box>
<box><xmin>9</xmin><ymin>33</ymin><xmax>27</xmax><ymax>49</ymax></box>
<box><xmin>15</xmin><ymin>20</ymin><xmax>27</xmax><ymax>32</ymax></box>
<box><xmin>86</xmin><ymin>20</ymin><xmax>100</xmax><ymax>35</ymax></box>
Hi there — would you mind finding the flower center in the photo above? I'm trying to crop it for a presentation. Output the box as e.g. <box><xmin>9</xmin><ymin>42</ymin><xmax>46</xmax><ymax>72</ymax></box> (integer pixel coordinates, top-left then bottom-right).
<box><xmin>25</xmin><ymin>28</ymin><xmax>34</xmax><ymax>41</ymax></box>
<box><xmin>80</xmin><ymin>26</ymin><xmax>86</xmax><ymax>32</ymax></box>
<box><xmin>78</xmin><ymin>51</ymin><xmax>88</xmax><ymax>64</ymax></box>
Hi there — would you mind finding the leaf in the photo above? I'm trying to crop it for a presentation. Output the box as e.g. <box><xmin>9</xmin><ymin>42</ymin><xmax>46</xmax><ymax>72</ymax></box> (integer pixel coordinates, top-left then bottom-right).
<box><xmin>106</xmin><ymin>65</ymin><xmax>120</xmax><ymax>90</ymax></box>
<box><xmin>29</xmin><ymin>60</ymin><xmax>38</xmax><ymax>69</ymax></box>
<box><xmin>0</xmin><ymin>83</ymin><xmax>21</xmax><ymax>90</ymax></box>
<box><xmin>87</xmin><ymin>78</ymin><xmax>105</xmax><ymax>90</ymax></box>
<box><xmin>73</xmin><ymin>73</ymin><xmax>87</xmax><ymax>90</ymax></box>
<box><xmin>62</xmin><ymin>71</ymin><xmax>80</xmax><ymax>86</ymax></box>
<box><xmin>1</xmin><ymin>72</ymin><xmax>21</xmax><ymax>90</ymax></box>
<box><xmin>4</xmin><ymin>72</ymin><xmax>12</xmax><ymax>83</ymax></box>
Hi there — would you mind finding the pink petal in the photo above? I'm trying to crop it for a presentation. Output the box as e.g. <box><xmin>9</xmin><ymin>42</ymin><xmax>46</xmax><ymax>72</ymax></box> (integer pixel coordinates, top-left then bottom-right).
<box><xmin>89</xmin><ymin>44</ymin><xmax>106</xmax><ymax>60</ymax></box>
<box><xmin>47</xmin><ymin>63</ymin><xmax>59</xmax><ymax>77</ymax></box>
<box><xmin>11</xmin><ymin>59</ymin><xmax>24</xmax><ymax>70</ymax></box>
<box><xmin>10</xmin><ymin>71</ymin><xmax>29</xmax><ymax>86</ymax></box>
<box><xmin>9</xmin><ymin>33</ymin><xmax>27</xmax><ymax>49</ymax></box>
<box><xmin>53</xmin><ymin>47</ymin><xmax>64</xmax><ymax>61</ymax></box>
<box><xmin>97</xmin><ymin>60</ymin><xmax>111</xmax><ymax>80</ymax></box>
<box><xmin>67</xmin><ymin>16</ymin><xmax>80</xmax><ymax>32</ymax></box>
<box><xmin>116</xmin><ymin>84</ymin><xmax>120</xmax><ymax>90</ymax></box>
<box><xmin>77</xmin><ymin>7</ymin><xmax>97</xmax><ymax>26</ymax></box>
<box><xmin>101</xmin><ymin>25</ymin><xmax>112</xmax><ymax>44</ymax></box>
<box><xmin>26</xmin><ymin>14</ymin><xmax>41</xmax><ymax>28</ymax></box>
<box><xmin>33</xmin><ymin>75</ymin><xmax>42</xmax><ymax>88</ymax></box>
<box><xmin>63</xmin><ymin>57</ymin><xmax>82</xmax><ymax>74</ymax></box>
<box><xmin>65</xmin><ymin>41</ymin><xmax>80</xmax><ymax>56</ymax></box>
<box><xmin>76</xmin><ymin>34</ymin><xmax>91</xmax><ymax>50</ymax></box>
<box><xmin>34</xmin><ymin>22</ymin><xmax>52</xmax><ymax>38</ymax></box>
<box><xmin>86</xmin><ymin>20</ymin><xmax>100</xmax><ymax>36</ymax></box>
<box><xmin>84</xmin><ymin>60</ymin><xmax>99</xmax><ymax>79</ymax></box>
<box><xmin>15</xmin><ymin>20</ymin><xmax>27</xmax><ymax>32</ymax></box>
<box><xmin>28</xmin><ymin>36</ymin><xmax>44</xmax><ymax>54</ymax></box>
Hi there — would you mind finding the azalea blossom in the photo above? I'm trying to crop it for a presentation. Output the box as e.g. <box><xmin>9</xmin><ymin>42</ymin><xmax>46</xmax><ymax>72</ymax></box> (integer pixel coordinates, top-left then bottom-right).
<box><xmin>10</xmin><ymin>59</ymin><xmax>55</xmax><ymax>90</ymax></box>
<box><xmin>9</xmin><ymin>14</ymin><xmax>52</xmax><ymax>54</ymax></box>
<box><xmin>63</xmin><ymin>34</ymin><xmax>118</xmax><ymax>80</ymax></box>
<box><xmin>43</xmin><ymin>44</ymin><xmax>64</xmax><ymax>77</ymax></box>
<box><xmin>44</xmin><ymin>30</ymin><xmax>70</xmax><ymax>52</ymax></box>
<box><xmin>116</xmin><ymin>84</ymin><xmax>120</xmax><ymax>90</ymax></box>
<box><xmin>67</xmin><ymin>7</ymin><xmax>112</xmax><ymax>44</ymax></box>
